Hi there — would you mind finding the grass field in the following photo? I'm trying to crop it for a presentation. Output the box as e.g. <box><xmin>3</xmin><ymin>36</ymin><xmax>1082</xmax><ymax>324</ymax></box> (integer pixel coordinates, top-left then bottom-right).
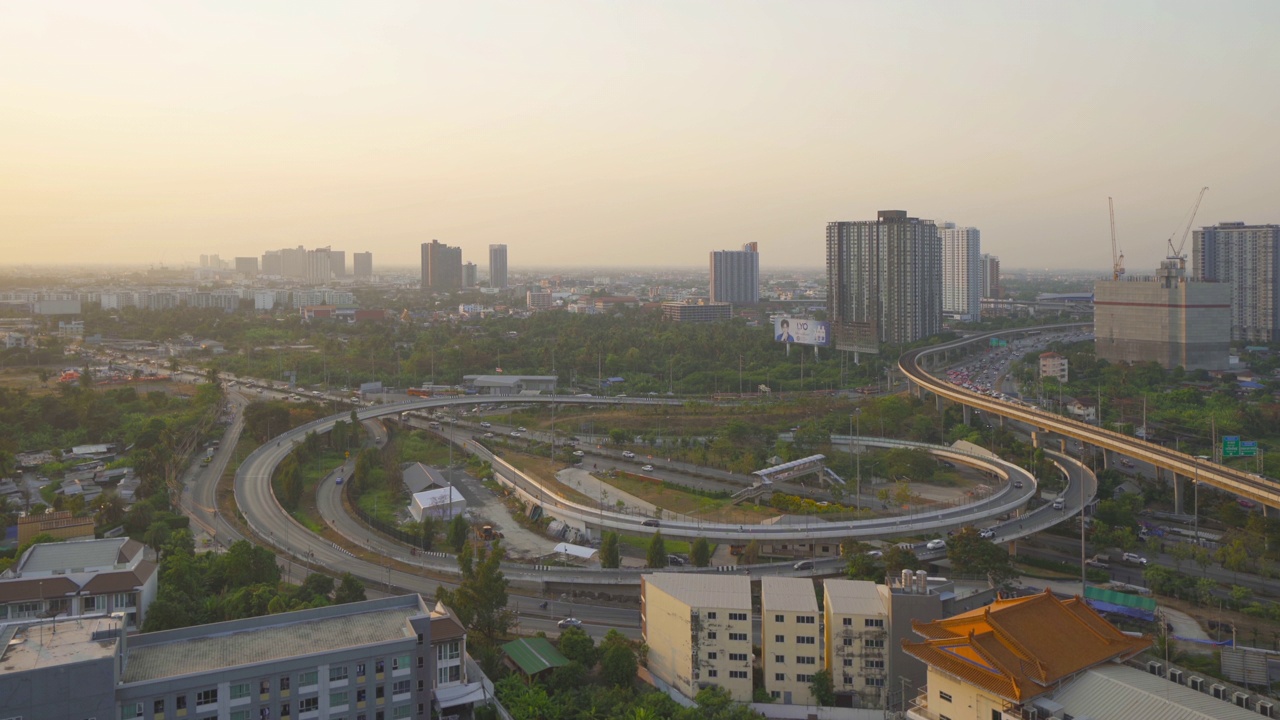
<box><xmin>598</xmin><ymin>471</ymin><xmax>776</xmax><ymax>522</ymax></box>
<box><xmin>502</xmin><ymin>453</ymin><xmax>597</xmax><ymax>506</ymax></box>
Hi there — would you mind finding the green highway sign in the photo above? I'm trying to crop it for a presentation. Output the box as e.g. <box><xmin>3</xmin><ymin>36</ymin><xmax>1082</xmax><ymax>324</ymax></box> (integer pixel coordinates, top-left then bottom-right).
<box><xmin>1223</xmin><ymin>436</ymin><xmax>1240</xmax><ymax>457</ymax></box>
<box><xmin>1241</xmin><ymin>441</ymin><xmax>1258</xmax><ymax>457</ymax></box>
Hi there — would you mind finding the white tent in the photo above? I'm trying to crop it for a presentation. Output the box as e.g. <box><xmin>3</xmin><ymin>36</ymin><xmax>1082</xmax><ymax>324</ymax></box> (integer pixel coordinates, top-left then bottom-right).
<box><xmin>409</xmin><ymin>486</ymin><xmax>466</xmax><ymax>522</ymax></box>
<box><xmin>552</xmin><ymin>542</ymin><xmax>598</xmax><ymax>559</ymax></box>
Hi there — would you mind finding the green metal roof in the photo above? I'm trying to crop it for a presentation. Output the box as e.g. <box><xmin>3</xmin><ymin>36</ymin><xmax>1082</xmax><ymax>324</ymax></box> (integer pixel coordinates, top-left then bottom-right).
<box><xmin>1085</xmin><ymin>586</ymin><xmax>1157</xmax><ymax>612</ymax></box>
<box><xmin>501</xmin><ymin>637</ymin><xmax>570</xmax><ymax>676</ymax></box>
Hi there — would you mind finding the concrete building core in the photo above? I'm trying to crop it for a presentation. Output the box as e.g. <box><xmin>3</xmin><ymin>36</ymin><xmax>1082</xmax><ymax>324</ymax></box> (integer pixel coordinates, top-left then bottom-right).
<box><xmin>1093</xmin><ymin>261</ymin><xmax>1231</xmax><ymax>371</ymax></box>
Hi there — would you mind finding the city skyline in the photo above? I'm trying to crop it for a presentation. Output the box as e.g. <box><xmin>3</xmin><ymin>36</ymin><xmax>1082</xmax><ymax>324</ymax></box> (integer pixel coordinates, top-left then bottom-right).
<box><xmin>3</xmin><ymin>2</ymin><xmax>1278</xmax><ymax>270</ymax></box>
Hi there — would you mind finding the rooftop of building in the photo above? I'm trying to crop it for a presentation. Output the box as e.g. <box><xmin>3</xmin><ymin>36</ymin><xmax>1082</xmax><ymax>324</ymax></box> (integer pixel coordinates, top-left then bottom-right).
<box><xmin>1051</xmin><ymin>662</ymin><xmax>1261</xmax><ymax>720</ymax></box>
<box><xmin>501</xmin><ymin>637</ymin><xmax>569</xmax><ymax>676</ymax></box>
<box><xmin>0</xmin><ymin>616</ymin><xmax>121</xmax><ymax>673</ymax></box>
<box><xmin>12</xmin><ymin>537</ymin><xmax>144</xmax><ymax>576</ymax></box>
<box><xmin>903</xmin><ymin>589</ymin><xmax>1150</xmax><ymax>703</ymax></box>
<box><xmin>643</xmin><ymin>573</ymin><xmax>751</xmax><ymax>610</ymax></box>
<box><xmin>761</xmin><ymin>577</ymin><xmax>818</xmax><ymax>613</ymax></box>
<box><xmin>823</xmin><ymin>579</ymin><xmax>886</xmax><ymax>617</ymax></box>
<box><xmin>122</xmin><ymin>596</ymin><xmax>427</xmax><ymax>684</ymax></box>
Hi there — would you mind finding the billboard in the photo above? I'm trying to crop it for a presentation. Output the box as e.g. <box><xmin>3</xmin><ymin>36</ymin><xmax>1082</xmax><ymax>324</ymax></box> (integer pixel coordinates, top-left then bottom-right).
<box><xmin>773</xmin><ymin>316</ymin><xmax>830</xmax><ymax>346</ymax></box>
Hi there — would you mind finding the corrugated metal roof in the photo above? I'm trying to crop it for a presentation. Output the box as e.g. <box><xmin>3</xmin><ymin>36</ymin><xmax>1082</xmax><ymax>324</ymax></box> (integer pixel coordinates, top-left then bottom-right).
<box><xmin>21</xmin><ymin>537</ymin><xmax>131</xmax><ymax>573</ymax></box>
<box><xmin>823</xmin><ymin>579</ymin><xmax>885</xmax><ymax>616</ymax></box>
<box><xmin>1052</xmin><ymin>663</ymin><xmax>1261</xmax><ymax>720</ymax></box>
<box><xmin>761</xmin><ymin>577</ymin><xmax>817</xmax><ymax>613</ymax></box>
<box><xmin>643</xmin><ymin>573</ymin><xmax>751</xmax><ymax>610</ymax></box>
<box><xmin>501</xmin><ymin>637</ymin><xmax>569</xmax><ymax>676</ymax></box>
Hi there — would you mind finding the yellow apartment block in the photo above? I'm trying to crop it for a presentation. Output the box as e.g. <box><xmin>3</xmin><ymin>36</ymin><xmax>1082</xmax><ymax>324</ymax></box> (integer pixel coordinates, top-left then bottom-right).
<box><xmin>641</xmin><ymin>573</ymin><xmax>753</xmax><ymax>703</ymax></box>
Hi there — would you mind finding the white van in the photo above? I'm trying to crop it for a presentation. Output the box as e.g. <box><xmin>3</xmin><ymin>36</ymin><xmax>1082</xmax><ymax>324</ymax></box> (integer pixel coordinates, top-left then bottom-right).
<box><xmin>1052</xmin><ymin>498</ymin><xmax>1065</xmax><ymax>510</ymax></box>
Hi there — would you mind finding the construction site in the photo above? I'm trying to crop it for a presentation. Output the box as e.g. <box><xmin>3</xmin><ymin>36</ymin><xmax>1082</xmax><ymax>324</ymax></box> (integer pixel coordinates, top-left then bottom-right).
<box><xmin>1094</xmin><ymin>188</ymin><xmax>1233</xmax><ymax>371</ymax></box>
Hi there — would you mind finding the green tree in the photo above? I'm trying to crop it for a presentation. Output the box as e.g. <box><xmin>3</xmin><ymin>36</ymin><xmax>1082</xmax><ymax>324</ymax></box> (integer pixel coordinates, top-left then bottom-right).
<box><xmin>691</xmin><ymin>537</ymin><xmax>711</xmax><ymax>567</ymax></box>
<box><xmin>600</xmin><ymin>631</ymin><xmax>639</xmax><ymax>687</ymax></box>
<box><xmin>448</xmin><ymin>513</ymin><xmax>471</xmax><ymax>552</ymax></box>
<box><xmin>416</xmin><ymin>516</ymin><xmax>438</xmax><ymax>551</ymax></box>
<box><xmin>436</xmin><ymin>542</ymin><xmax>513</xmax><ymax>645</ymax></box>
<box><xmin>883</xmin><ymin>545</ymin><xmax>922</xmax><ymax>575</ymax></box>
<box><xmin>846</xmin><ymin>551</ymin><xmax>883</xmax><ymax>581</ymax></box>
<box><xmin>646</xmin><ymin>532</ymin><xmax>668</xmax><ymax>568</ymax></box>
<box><xmin>557</xmin><ymin>625</ymin><xmax>598</xmax><ymax>667</ymax></box>
<box><xmin>334</xmin><ymin>573</ymin><xmax>367</xmax><ymax>604</ymax></box>
<box><xmin>809</xmin><ymin>669</ymin><xmax>836</xmax><ymax>707</ymax></box>
<box><xmin>740</xmin><ymin>539</ymin><xmax>761</xmax><ymax>564</ymax></box>
<box><xmin>600</xmin><ymin>531</ymin><xmax>621</xmax><ymax>568</ymax></box>
<box><xmin>946</xmin><ymin>527</ymin><xmax>1019</xmax><ymax>588</ymax></box>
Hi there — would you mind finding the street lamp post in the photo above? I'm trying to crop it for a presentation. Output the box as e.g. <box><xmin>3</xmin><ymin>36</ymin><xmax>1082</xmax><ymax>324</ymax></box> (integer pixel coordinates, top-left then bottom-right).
<box><xmin>851</xmin><ymin>409</ymin><xmax>862</xmax><ymax>511</ymax></box>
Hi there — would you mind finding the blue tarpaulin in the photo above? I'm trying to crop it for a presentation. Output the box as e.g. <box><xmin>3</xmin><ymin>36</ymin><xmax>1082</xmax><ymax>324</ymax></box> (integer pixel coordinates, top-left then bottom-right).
<box><xmin>1086</xmin><ymin>598</ymin><xmax>1155</xmax><ymax>622</ymax></box>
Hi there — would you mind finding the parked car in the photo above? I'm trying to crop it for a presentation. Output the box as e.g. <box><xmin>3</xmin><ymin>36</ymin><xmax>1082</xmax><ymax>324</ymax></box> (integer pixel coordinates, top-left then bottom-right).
<box><xmin>557</xmin><ymin>618</ymin><xmax>582</xmax><ymax>629</ymax></box>
<box><xmin>925</xmin><ymin>539</ymin><xmax>947</xmax><ymax>551</ymax></box>
<box><xmin>667</xmin><ymin>555</ymin><xmax>686</xmax><ymax>566</ymax></box>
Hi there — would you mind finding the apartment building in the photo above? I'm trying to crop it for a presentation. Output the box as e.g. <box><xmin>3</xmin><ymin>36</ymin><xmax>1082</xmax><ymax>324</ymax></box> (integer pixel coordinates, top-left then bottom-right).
<box><xmin>823</xmin><ymin>579</ymin><xmax>889</xmax><ymax>707</ymax></box>
<box><xmin>827</xmin><ymin>210</ymin><xmax>943</xmax><ymax>354</ymax></box>
<box><xmin>1194</xmin><ymin>221</ymin><xmax>1280</xmax><ymax>342</ymax></box>
<box><xmin>0</xmin><ymin>594</ymin><xmax>486</xmax><ymax>720</ymax></box>
<box><xmin>641</xmin><ymin>573</ymin><xmax>753</xmax><ymax>702</ymax></box>
<box><xmin>1038</xmin><ymin>351</ymin><xmax>1068</xmax><ymax>383</ymax></box>
<box><xmin>762</xmin><ymin>577</ymin><xmax>821</xmax><ymax>704</ymax></box>
<box><xmin>0</xmin><ymin>537</ymin><xmax>157</xmax><ymax>630</ymax></box>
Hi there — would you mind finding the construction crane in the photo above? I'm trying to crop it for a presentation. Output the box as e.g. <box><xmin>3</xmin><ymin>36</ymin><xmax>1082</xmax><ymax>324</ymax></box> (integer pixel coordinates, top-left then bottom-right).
<box><xmin>1166</xmin><ymin>186</ymin><xmax>1209</xmax><ymax>271</ymax></box>
<box><xmin>1109</xmin><ymin>197</ymin><xmax>1125</xmax><ymax>281</ymax></box>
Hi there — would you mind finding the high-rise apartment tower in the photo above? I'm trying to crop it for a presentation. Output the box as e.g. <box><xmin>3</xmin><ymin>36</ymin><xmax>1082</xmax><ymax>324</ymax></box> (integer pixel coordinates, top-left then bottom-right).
<box><xmin>939</xmin><ymin>223</ymin><xmax>981</xmax><ymax>322</ymax></box>
<box><xmin>709</xmin><ymin>242</ymin><xmax>759</xmax><ymax>305</ymax></box>
<box><xmin>1193</xmin><ymin>221</ymin><xmax>1280</xmax><ymax>342</ymax></box>
<box><xmin>421</xmin><ymin>240</ymin><xmax>463</xmax><ymax>291</ymax></box>
<box><xmin>826</xmin><ymin>211</ymin><xmax>942</xmax><ymax>354</ymax></box>
<box><xmin>489</xmin><ymin>244</ymin><xmax>508</xmax><ymax>289</ymax></box>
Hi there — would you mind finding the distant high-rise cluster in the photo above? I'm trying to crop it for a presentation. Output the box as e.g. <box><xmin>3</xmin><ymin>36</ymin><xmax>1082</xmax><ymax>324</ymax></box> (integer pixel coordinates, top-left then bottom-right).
<box><xmin>709</xmin><ymin>242</ymin><xmax>759</xmax><ymax>305</ymax></box>
<box><xmin>826</xmin><ymin>210</ymin><xmax>942</xmax><ymax>354</ymax></box>
<box><xmin>1193</xmin><ymin>221</ymin><xmax>1280</xmax><ymax>342</ymax></box>
<box><xmin>939</xmin><ymin>223</ymin><xmax>981</xmax><ymax>322</ymax></box>
<box><xmin>421</xmin><ymin>240</ymin><xmax>463</xmax><ymax>291</ymax></box>
<box><xmin>254</xmin><ymin>245</ymin><xmax>360</xmax><ymax>284</ymax></box>
<box><xmin>463</xmin><ymin>262</ymin><xmax>477</xmax><ymax>289</ymax></box>
<box><xmin>489</xmin><ymin>244</ymin><xmax>508</xmax><ymax>289</ymax></box>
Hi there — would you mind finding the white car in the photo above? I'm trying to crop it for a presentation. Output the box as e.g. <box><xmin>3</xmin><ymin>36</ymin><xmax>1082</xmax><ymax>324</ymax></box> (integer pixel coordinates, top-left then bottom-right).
<box><xmin>557</xmin><ymin>618</ymin><xmax>582</xmax><ymax>629</ymax></box>
<box><xmin>641</xmin><ymin>464</ymin><xmax>654</xmax><ymax>472</ymax></box>
<box><xmin>1122</xmin><ymin>553</ymin><xmax>1148</xmax><ymax>565</ymax></box>
<box><xmin>978</xmin><ymin>528</ymin><xmax>995</xmax><ymax>539</ymax></box>
<box><xmin>622</xmin><ymin>451</ymin><xmax>636</xmax><ymax>459</ymax></box>
<box><xmin>925</xmin><ymin>539</ymin><xmax>947</xmax><ymax>551</ymax></box>
<box><xmin>480</xmin><ymin>421</ymin><xmax>492</xmax><ymax>428</ymax></box>
<box><xmin>572</xmin><ymin>450</ymin><xmax>585</xmax><ymax>457</ymax></box>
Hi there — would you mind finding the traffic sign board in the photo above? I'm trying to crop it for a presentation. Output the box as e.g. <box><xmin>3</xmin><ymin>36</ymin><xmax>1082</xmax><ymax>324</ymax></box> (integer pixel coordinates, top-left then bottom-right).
<box><xmin>1223</xmin><ymin>436</ymin><xmax>1241</xmax><ymax>457</ymax></box>
<box><xmin>1241</xmin><ymin>441</ymin><xmax>1258</xmax><ymax>457</ymax></box>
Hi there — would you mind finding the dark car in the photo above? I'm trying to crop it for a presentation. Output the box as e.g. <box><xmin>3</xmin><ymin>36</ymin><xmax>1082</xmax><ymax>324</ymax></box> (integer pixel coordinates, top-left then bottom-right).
<box><xmin>642</xmin><ymin>519</ymin><xmax>660</xmax><ymax>527</ymax></box>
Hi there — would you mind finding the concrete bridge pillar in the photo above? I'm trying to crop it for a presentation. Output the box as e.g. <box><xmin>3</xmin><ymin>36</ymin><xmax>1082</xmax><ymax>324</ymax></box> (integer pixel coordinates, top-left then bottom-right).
<box><xmin>1030</xmin><ymin>431</ymin><xmax>1042</xmax><ymax>449</ymax></box>
<box><xmin>1171</xmin><ymin>473</ymin><xmax>1184</xmax><ymax>516</ymax></box>
<box><xmin>962</xmin><ymin>405</ymin><xmax>972</xmax><ymax>426</ymax></box>
<box><xmin>936</xmin><ymin>394</ymin><xmax>945</xmax><ymax>413</ymax></box>
<box><xmin>1058</xmin><ymin>438</ymin><xmax>1066</xmax><ymax>452</ymax></box>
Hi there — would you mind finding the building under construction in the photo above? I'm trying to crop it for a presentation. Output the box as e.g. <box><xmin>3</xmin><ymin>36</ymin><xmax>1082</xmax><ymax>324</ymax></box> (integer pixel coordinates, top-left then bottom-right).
<box><xmin>1094</xmin><ymin>261</ymin><xmax>1231</xmax><ymax>371</ymax></box>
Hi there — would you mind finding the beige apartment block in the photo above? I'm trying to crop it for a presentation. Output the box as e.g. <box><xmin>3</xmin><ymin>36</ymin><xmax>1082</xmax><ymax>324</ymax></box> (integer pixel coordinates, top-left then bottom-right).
<box><xmin>762</xmin><ymin>577</ymin><xmax>822</xmax><ymax>704</ymax></box>
<box><xmin>824</xmin><ymin>579</ymin><xmax>890</xmax><ymax>707</ymax></box>
<box><xmin>641</xmin><ymin>573</ymin><xmax>753</xmax><ymax>702</ymax></box>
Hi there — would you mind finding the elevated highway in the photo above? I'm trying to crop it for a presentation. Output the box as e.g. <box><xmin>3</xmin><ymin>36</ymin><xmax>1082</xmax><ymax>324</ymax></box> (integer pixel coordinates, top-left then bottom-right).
<box><xmin>898</xmin><ymin>325</ymin><xmax>1280</xmax><ymax>509</ymax></box>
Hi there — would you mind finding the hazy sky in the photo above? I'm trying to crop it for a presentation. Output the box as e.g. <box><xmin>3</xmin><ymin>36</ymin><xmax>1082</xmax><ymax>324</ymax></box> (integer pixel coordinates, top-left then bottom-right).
<box><xmin>3</xmin><ymin>2</ymin><xmax>1278</xmax><ymax>272</ymax></box>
